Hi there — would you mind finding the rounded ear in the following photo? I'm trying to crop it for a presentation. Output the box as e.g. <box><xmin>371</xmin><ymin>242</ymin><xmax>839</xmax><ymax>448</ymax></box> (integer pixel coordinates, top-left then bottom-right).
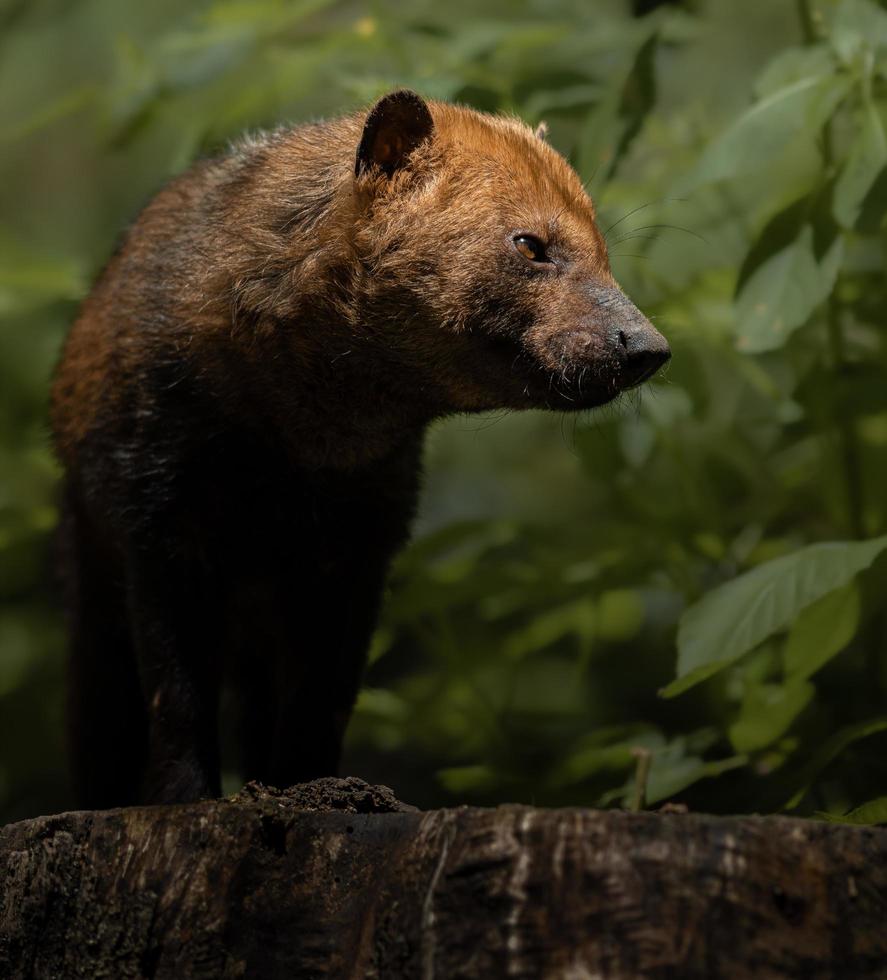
<box><xmin>355</xmin><ymin>90</ymin><xmax>434</xmax><ymax>178</ymax></box>
<box><xmin>535</xmin><ymin>121</ymin><xmax>549</xmax><ymax>141</ymax></box>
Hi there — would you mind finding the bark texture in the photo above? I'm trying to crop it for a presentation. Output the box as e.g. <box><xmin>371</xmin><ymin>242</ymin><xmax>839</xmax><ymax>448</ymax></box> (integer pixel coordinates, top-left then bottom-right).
<box><xmin>1</xmin><ymin>777</ymin><xmax>886</xmax><ymax>979</ymax></box>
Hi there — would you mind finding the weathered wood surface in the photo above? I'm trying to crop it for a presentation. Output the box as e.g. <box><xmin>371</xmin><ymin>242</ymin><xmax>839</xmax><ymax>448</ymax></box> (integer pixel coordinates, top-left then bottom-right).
<box><xmin>1</xmin><ymin>777</ymin><xmax>886</xmax><ymax>979</ymax></box>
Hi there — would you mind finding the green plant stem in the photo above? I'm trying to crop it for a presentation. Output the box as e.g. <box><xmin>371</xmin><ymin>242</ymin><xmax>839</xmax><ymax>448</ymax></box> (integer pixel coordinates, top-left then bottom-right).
<box><xmin>826</xmin><ymin>299</ymin><xmax>866</xmax><ymax>540</ymax></box>
<box><xmin>796</xmin><ymin>0</ymin><xmax>818</xmax><ymax>44</ymax></box>
<box><xmin>797</xmin><ymin>0</ymin><xmax>865</xmax><ymax>539</ymax></box>
<box><xmin>629</xmin><ymin>747</ymin><xmax>652</xmax><ymax>812</ymax></box>
<box><xmin>797</xmin><ymin>0</ymin><xmax>880</xmax><ymax>717</ymax></box>
<box><xmin>821</xmin><ymin>129</ymin><xmax>865</xmax><ymax>540</ymax></box>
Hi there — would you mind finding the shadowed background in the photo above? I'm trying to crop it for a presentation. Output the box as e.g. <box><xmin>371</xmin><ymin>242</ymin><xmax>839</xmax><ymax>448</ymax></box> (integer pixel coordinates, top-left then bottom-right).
<box><xmin>2</xmin><ymin>0</ymin><xmax>887</xmax><ymax>825</ymax></box>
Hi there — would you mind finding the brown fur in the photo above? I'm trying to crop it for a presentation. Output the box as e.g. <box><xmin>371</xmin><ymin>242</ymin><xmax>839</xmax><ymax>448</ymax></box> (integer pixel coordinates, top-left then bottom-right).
<box><xmin>51</xmin><ymin>92</ymin><xmax>668</xmax><ymax>806</ymax></box>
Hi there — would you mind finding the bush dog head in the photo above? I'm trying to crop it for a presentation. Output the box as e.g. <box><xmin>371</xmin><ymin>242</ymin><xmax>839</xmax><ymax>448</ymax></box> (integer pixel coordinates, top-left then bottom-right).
<box><xmin>349</xmin><ymin>90</ymin><xmax>670</xmax><ymax>414</ymax></box>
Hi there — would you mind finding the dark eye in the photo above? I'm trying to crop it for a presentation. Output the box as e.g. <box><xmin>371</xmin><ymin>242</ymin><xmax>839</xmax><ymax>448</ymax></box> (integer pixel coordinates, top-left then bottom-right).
<box><xmin>513</xmin><ymin>234</ymin><xmax>549</xmax><ymax>263</ymax></box>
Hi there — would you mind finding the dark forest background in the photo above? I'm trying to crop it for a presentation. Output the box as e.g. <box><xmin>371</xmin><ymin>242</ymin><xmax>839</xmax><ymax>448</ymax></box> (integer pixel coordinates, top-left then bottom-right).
<box><xmin>2</xmin><ymin>0</ymin><xmax>887</xmax><ymax>826</ymax></box>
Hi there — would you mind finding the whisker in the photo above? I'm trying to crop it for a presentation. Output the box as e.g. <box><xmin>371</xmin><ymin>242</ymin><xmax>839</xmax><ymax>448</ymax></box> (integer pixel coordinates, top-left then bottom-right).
<box><xmin>620</xmin><ymin>222</ymin><xmax>707</xmax><ymax>244</ymax></box>
<box><xmin>602</xmin><ymin>201</ymin><xmax>659</xmax><ymax>238</ymax></box>
<box><xmin>601</xmin><ymin>196</ymin><xmax>689</xmax><ymax>239</ymax></box>
<box><xmin>559</xmin><ymin>410</ymin><xmax>570</xmax><ymax>448</ymax></box>
<box><xmin>468</xmin><ymin>410</ymin><xmax>512</xmax><ymax>432</ymax></box>
<box><xmin>608</xmin><ymin>233</ymin><xmax>657</xmax><ymax>246</ymax></box>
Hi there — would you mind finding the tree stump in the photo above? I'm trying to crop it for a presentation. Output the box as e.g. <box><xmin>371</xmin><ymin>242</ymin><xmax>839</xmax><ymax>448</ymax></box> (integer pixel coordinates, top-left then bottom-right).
<box><xmin>1</xmin><ymin>778</ymin><xmax>885</xmax><ymax>978</ymax></box>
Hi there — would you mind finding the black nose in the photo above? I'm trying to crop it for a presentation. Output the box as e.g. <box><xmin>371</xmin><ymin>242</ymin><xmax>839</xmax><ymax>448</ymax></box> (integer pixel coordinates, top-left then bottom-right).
<box><xmin>617</xmin><ymin>326</ymin><xmax>671</xmax><ymax>387</ymax></box>
<box><xmin>588</xmin><ymin>285</ymin><xmax>670</xmax><ymax>389</ymax></box>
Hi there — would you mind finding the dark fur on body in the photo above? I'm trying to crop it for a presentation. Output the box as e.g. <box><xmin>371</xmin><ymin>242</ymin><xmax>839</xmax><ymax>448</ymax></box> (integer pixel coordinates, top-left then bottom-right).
<box><xmin>51</xmin><ymin>92</ymin><xmax>669</xmax><ymax>807</ymax></box>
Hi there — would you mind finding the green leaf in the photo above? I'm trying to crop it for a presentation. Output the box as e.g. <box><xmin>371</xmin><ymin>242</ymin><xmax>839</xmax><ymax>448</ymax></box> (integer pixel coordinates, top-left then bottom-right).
<box><xmin>577</xmin><ymin>27</ymin><xmax>658</xmax><ymax>180</ymax></box>
<box><xmin>0</xmin><ymin>615</ymin><xmax>37</xmax><ymax>698</ymax></box>
<box><xmin>595</xmin><ymin>589</ymin><xmax>644</xmax><ymax>642</ymax></box>
<box><xmin>0</xmin><ymin>253</ymin><xmax>86</xmax><ymax>316</ymax></box>
<box><xmin>784</xmin><ymin>582</ymin><xmax>860</xmax><ymax>679</ymax></box>
<box><xmin>831</xmin><ymin>0</ymin><xmax>887</xmax><ymax>65</ymax></box>
<box><xmin>819</xmin><ymin>796</ymin><xmax>887</xmax><ymax>826</ymax></box>
<box><xmin>353</xmin><ymin>686</ymin><xmax>408</xmax><ymax>723</ymax></box>
<box><xmin>734</xmin><ymin>225</ymin><xmax>842</xmax><ymax>353</ymax></box>
<box><xmin>521</xmin><ymin>83</ymin><xmax>601</xmax><ymax>120</ymax></box>
<box><xmin>671</xmin><ymin>535</ymin><xmax>887</xmax><ymax>694</ymax></box>
<box><xmin>785</xmin><ymin>717</ymin><xmax>887</xmax><ymax>809</ymax></box>
<box><xmin>728</xmin><ymin>679</ymin><xmax>815</xmax><ymax>753</ymax></box>
<box><xmin>833</xmin><ymin>100</ymin><xmax>887</xmax><ymax>228</ymax></box>
<box><xmin>685</xmin><ymin>73</ymin><xmax>851</xmax><ymax>188</ymax></box>
<box><xmin>2</xmin><ymin>84</ymin><xmax>96</xmax><ymax>144</ymax></box>
<box><xmin>503</xmin><ymin>596</ymin><xmax>595</xmax><ymax>660</ymax></box>
<box><xmin>555</xmin><ymin>735</ymin><xmax>646</xmax><ymax>786</ymax></box>
<box><xmin>366</xmin><ymin>625</ymin><xmax>395</xmax><ymax>665</ymax></box>
<box><xmin>754</xmin><ymin>44</ymin><xmax>836</xmax><ymax>97</ymax></box>
<box><xmin>610</xmin><ymin>31</ymin><xmax>659</xmax><ymax>178</ymax></box>
<box><xmin>437</xmin><ymin>764</ymin><xmax>497</xmax><ymax>793</ymax></box>
<box><xmin>735</xmin><ymin>196</ymin><xmax>810</xmax><ymax>294</ymax></box>
<box><xmin>644</xmin><ymin>739</ymin><xmax>746</xmax><ymax>805</ymax></box>
<box><xmin>659</xmin><ymin>660</ymin><xmax>728</xmax><ymax>700</ymax></box>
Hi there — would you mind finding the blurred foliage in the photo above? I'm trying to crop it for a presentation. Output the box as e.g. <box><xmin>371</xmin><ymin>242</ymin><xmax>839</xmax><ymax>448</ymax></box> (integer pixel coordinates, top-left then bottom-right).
<box><xmin>1</xmin><ymin>0</ymin><xmax>887</xmax><ymax>825</ymax></box>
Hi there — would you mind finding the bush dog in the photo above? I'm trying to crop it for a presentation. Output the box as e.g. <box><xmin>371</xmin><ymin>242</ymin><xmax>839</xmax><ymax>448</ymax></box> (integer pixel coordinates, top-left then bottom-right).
<box><xmin>51</xmin><ymin>91</ymin><xmax>670</xmax><ymax>807</ymax></box>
